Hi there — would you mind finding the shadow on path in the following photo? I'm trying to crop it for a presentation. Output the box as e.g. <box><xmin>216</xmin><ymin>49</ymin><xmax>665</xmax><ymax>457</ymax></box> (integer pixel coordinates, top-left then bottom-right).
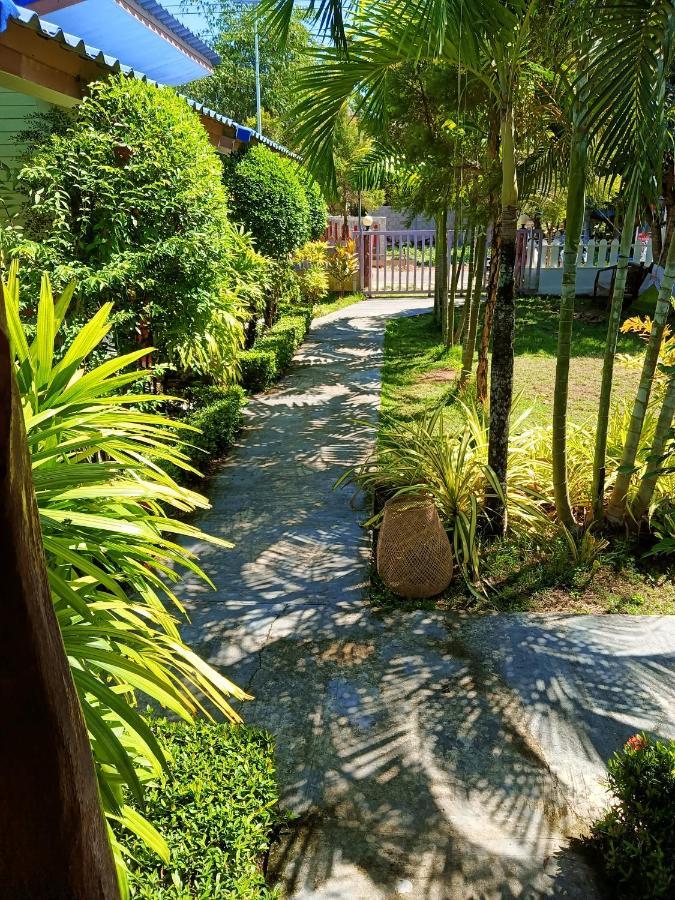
<box><xmin>180</xmin><ymin>299</ymin><xmax>675</xmax><ymax>899</ymax></box>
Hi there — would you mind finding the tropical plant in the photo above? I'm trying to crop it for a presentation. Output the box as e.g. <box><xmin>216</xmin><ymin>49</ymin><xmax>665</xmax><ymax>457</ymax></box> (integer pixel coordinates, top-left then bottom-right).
<box><xmin>7</xmin><ymin>75</ymin><xmax>253</xmax><ymax>377</ymax></box>
<box><xmin>591</xmin><ymin>733</ymin><xmax>675</xmax><ymax>898</ymax></box>
<box><xmin>3</xmin><ymin>263</ymin><xmax>249</xmax><ymax>896</ymax></box>
<box><xmin>224</xmin><ymin>144</ymin><xmax>311</xmax><ymax>257</ymax></box>
<box><xmin>326</xmin><ymin>240</ymin><xmax>359</xmax><ymax>294</ymax></box>
<box><xmin>338</xmin><ymin>402</ymin><xmax>548</xmax><ymax>591</ymax></box>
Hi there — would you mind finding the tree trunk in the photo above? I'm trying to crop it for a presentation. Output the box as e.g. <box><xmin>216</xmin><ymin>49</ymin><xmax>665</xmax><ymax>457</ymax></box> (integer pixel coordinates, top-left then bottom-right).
<box><xmin>434</xmin><ymin>210</ymin><xmax>446</xmax><ymax>329</ymax></box>
<box><xmin>552</xmin><ymin>122</ymin><xmax>588</xmax><ymax>528</ymax></box>
<box><xmin>607</xmin><ymin>227</ymin><xmax>675</xmax><ymax>520</ymax></box>
<box><xmin>631</xmin><ymin>371</ymin><xmax>675</xmax><ymax>522</ymax></box>
<box><xmin>460</xmin><ymin>225</ymin><xmax>487</xmax><ymax>386</ymax></box>
<box><xmin>486</xmin><ymin>104</ymin><xmax>518</xmax><ymax>536</ymax></box>
<box><xmin>448</xmin><ymin>227</ymin><xmax>467</xmax><ymax>347</ymax></box>
<box><xmin>454</xmin><ymin>226</ymin><xmax>475</xmax><ymax>345</ymax></box>
<box><xmin>446</xmin><ymin>225</ymin><xmax>459</xmax><ymax>347</ymax></box>
<box><xmin>475</xmin><ymin>112</ymin><xmax>501</xmax><ymax>404</ymax></box>
<box><xmin>647</xmin><ymin>204</ymin><xmax>662</xmax><ymax>263</ymax></box>
<box><xmin>0</xmin><ymin>290</ymin><xmax>120</xmax><ymax>899</ymax></box>
<box><xmin>591</xmin><ymin>182</ymin><xmax>640</xmax><ymax>521</ymax></box>
<box><xmin>476</xmin><ymin>224</ymin><xmax>501</xmax><ymax>404</ymax></box>
<box><xmin>439</xmin><ymin>209</ymin><xmax>449</xmax><ymax>339</ymax></box>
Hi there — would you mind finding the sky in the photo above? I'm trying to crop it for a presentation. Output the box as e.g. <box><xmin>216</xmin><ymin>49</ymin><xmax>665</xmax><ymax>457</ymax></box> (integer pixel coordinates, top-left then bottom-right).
<box><xmin>164</xmin><ymin>1</ymin><xmax>322</xmax><ymax>44</ymax></box>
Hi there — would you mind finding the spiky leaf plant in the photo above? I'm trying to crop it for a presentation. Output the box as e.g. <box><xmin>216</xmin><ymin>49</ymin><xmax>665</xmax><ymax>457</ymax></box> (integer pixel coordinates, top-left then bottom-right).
<box><xmin>2</xmin><ymin>262</ymin><xmax>249</xmax><ymax>897</ymax></box>
<box><xmin>339</xmin><ymin>401</ymin><xmax>548</xmax><ymax>591</ymax></box>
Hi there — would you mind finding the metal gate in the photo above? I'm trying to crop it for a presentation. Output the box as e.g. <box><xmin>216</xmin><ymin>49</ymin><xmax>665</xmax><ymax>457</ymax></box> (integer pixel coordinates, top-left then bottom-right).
<box><xmin>356</xmin><ymin>228</ymin><xmax>475</xmax><ymax>296</ymax></box>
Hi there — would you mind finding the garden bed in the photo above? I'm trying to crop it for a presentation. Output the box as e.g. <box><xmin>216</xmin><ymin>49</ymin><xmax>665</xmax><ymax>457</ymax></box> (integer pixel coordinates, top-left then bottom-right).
<box><xmin>371</xmin><ymin>298</ymin><xmax>675</xmax><ymax>614</ymax></box>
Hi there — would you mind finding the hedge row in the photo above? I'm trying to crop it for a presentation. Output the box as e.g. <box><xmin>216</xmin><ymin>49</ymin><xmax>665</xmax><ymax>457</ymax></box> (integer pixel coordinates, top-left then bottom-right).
<box><xmin>121</xmin><ymin>719</ymin><xmax>281</xmax><ymax>899</ymax></box>
<box><xmin>240</xmin><ymin>311</ymin><xmax>312</xmax><ymax>393</ymax></box>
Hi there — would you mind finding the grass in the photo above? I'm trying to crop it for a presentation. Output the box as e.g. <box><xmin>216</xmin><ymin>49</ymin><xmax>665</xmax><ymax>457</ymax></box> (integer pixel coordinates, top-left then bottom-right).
<box><xmin>382</xmin><ymin>295</ymin><xmax>644</xmax><ymax>428</ymax></box>
<box><xmin>375</xmin><ymin>295</ymin><xmax>675</xmax><ymax>615</ymax></box>
<box><xmin>121</xmin><ymin>719</ymin><xmax>282</xmax><ymax>898</ymax></box>
<box><xmin>313</xmin><ymin>291</ymin><xmax>364</xmax><ymax>319</ymax></box>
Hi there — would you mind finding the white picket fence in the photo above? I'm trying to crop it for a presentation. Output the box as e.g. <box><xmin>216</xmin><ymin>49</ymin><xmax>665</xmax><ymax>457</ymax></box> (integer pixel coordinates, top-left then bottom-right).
<box><xmin>517</xmin><ymin>229</ymin><xmax>653</xmax><ymax>295</ymax></box>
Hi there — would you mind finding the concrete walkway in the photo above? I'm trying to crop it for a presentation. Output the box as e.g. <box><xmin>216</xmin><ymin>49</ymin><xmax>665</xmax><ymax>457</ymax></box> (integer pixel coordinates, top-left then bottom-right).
<box><xmin>181</xmin><ymin>298</ymin><xmax>675</xmax><ymax>899</ymax></box>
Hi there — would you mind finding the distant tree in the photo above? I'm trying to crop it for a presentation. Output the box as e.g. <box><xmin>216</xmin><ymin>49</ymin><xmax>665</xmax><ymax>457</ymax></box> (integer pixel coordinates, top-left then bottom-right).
<box><xmin>184</xmin><ymin>2</ymin><xmax>312</xmax><ymax>144</ymax></box>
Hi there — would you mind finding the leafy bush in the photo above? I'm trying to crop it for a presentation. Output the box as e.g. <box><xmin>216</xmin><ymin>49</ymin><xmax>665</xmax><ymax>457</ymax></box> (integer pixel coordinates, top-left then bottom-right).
<box><xmin>121</xmin><ymin>719</ymin><xmax>281</xmax><ymax>899</ymax></box>
<box><xmin>257</xmin><ymin>314</ymin><xmax>310</xmax><ymax>370</ymax></box>
<box><xmin>298</xmin><ymin>266</ymin><xmax>330</xmax><ymax>304</ymax></box>
<box><xmin>591</xmin><ymin>733</ymin><xmax>675</xmax><ymax>897</ymax></box>
<box><xmin>293</xmin><ymin>242</ymin><xmax>330</xmax><ymax>305</ymax></box>
<box><xmin>4</xmin><ymin>265</ymin><xmax>248</xmax><ymax>893</ymax></box>
<box><xmin>7</xmin><ymin>74</ymin><xmax>259</xmax><ymax>378</ymax></box>
<box><xmin>187</xmin><ymin>385</ymin><xmax>246</xmax><ymax>460</ymax></box>
<box><xmin>339</xmin><ymin>401</ymin><xmax>548</xmax><ymax>591</ymax></box>
<box><xmin>225</xmin><ymin>144</ymin><xmax>311</xmax><ymax>257</ymax></box>
<box><xmin>240</xmin><ymin>347</ymin><xmax>279</xmax><ymax>393</ymax></box>
<box><xmin>326</xmin><ymin>240</ymin><xmax>359</xmax><ymax>293</ymax></box>
<box><xmin>239</xmin><ymin>313</ymin><xmax>310</xmax><ymax>392</ymax></box>
<box><xmin>303</xmin><ymin>176</ymin><xmax>328</xmax><ymax>240</ymax></box>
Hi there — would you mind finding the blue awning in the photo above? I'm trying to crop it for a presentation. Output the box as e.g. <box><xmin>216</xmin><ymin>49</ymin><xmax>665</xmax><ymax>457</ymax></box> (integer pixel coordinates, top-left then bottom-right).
<box><xmin>1</xmin><ymin>0</ymin><xmax>20</xmax><ymax>32</ymax></box>
<box><xmin>19</xmin><ymin>0</ymin><xmax>218</xmax><ymax>85</ymax></box>
<box><xmin>3</xmin><ymin>4</ymin><xmax>299</xmax><ymax>159</ymax></box>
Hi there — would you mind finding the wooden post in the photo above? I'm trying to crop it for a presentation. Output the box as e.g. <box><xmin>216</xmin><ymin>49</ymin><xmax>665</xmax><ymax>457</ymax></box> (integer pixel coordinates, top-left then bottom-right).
<box><xmin>0</xmin><ymin>287</ymin><xmax>120</xmax><ymax>899</ymax></box>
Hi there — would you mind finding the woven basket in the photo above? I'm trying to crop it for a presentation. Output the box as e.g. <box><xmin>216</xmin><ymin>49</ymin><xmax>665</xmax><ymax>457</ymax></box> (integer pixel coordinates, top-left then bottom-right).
<box><xmin>376</xmin><ymin>495</ymin><xmax>453</xmax><ymax>598</ymax></box>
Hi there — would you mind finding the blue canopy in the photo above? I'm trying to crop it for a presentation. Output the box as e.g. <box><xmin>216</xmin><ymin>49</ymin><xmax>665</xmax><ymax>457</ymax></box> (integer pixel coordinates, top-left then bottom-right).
<box><xmin>0</xmin><ymin>0</ymin><xmax>20</xmax><ymax>32</ymax></box>
<box><xmin>20</xmin><ymin>0</ymin><xmax>219</xmax><ymax>85</ymax></box>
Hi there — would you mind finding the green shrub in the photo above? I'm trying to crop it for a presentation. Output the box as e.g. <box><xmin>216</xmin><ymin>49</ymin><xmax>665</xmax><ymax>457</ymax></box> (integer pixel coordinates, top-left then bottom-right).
<box><xmin>188</xmin><ymin>385</ymin><xmax>246</xmax><ymax>459</ymax></box>
<box><xmin>591</xmin><ymin>733</ymin><xmax>675</xmax><ymax>897</ymax></box>
<box><xmin>303</xmin><ymin>176</ymin><xmax>328</xmax><ymax>240</ymax></box>
<box><xmin>7</xmin><ymin>74</ymin><xmax>259</xmax><ymax>378</ymax></box>
<box><xmin>6</xmin><ymin>265</ymin><xmax>247</xmax><ymax>891</ymax></box>
<box><xmin>239</xmin><ymin>314</ymin><xmax>310</xmax><ymax>392</ymax></box>
<box><xmin>122</xmin><ymin>719</ymin><xmax>281</xmax><ymax>899</ymax></box>
<box><xmin>240</xmin><ymin>347</ymin><xmax>279</xmax><ymax>392</ymax></box>
<box><xmin>257</xmin><ymin>315</ymin><xmax>309</xmax><ymax>370</ymax></box>
<box><xmin>225</xmin><ymin>144</ymin><xmax>311</xmax><ymax>256</ymax></box>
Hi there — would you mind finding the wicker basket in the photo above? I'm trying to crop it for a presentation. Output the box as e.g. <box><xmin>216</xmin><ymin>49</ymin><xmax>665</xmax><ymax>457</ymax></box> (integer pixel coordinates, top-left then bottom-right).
<box><xmin>376</xmin><ymin>494</ymin><xmax>453</xmax><ymax>598</ymax></box>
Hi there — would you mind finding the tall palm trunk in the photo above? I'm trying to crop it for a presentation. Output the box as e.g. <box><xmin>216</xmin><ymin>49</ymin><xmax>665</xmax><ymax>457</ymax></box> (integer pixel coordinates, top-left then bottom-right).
<box><xmin>446</xmin><ymin>226</ymin><xmax>459</xmax><ymax>347</ymax></box>
<box><xmin>551</xmin><ymin>121</ymin><xmax>588</xmax><ymax>528</ymax></box>
<box><xmin>476</xmin><ymin>225</ymin><xmax>501</xmax><ymax>404</ymax></box>
<box><xmin>608</xmin><ymin>227</ymin><xmax>675</xmax><ymax>520</ymax></box>
<box><xmin>433</xmin><ymin>211</ymin><xmax>446</xmax><ymax>327</ymax></box>
<box><xmin>448</xmin><ymin>228</ymin><xmax>468</xmax><ymax>346</ymax></box>
<box><xmin>475</xmin><ymin>113</ymin><xmax>501</xmax><ymax>404</ymax></box>
<box><xmin>591</xmin><ymin>182</ymin><xmax>640</xmax><ymax>521</ymax></box>
<box><xmin>486</xmin><ymin>103</ymin><xmax>518</xmax><ymax>535</ymax></box>
<box><xmin>454</xmin><ymin>226</ymin><xmax>475</xmax><ymax>345</ymax></box>
<box><xmin>631</xmin><ymin>372</ymin><xmax>675</xmax><ymax>522</ymax></box>
<box><xmin>460</xmin><ymin>224</ymin><xmax>487</xmax><ymax>386</ymax></box>
<box><xmin>436</xmin><ymin>209</ymin><xmax>448</xmax><ymax>338</ymax></box>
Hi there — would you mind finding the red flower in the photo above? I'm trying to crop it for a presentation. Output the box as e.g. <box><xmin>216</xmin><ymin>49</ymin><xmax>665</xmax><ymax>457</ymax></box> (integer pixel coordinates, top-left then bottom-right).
<box><xmin>625</xmin><ymin>734</ymin><xmax>648</xmax><ymax>752</ymax></box>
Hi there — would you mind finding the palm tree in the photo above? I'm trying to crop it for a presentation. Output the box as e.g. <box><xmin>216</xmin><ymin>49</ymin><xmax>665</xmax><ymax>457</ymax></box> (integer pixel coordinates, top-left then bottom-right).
<box><xmin>584</xmin><ymin>0</ymin><xmax>675</xmax><ymax>521</ymax></box>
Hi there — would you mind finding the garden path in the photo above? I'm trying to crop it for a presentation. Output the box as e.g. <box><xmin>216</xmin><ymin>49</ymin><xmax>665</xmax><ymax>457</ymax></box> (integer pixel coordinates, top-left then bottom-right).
<box><xmin>181</xmin><ymin>298</ymin><xmax>675</xmax><ymax>899</ymax></box>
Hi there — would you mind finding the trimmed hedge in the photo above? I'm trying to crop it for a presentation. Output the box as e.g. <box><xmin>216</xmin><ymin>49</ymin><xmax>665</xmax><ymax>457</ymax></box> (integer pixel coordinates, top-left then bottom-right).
<box><xmin>240</xmin><ymin>312</ymin><xmax>311</xmax><ymax>393</ymax></box>
<box><xmin>188</xmin><ymin>385</ymin><xmax>246</xmax><ymax>460</ymax></box>
<box><xmin>122</xmin><ymin>719</ymin><xmax>281</xmax><ymax>899</ymax></box>
<box><xmin>225</xmin><ymin>144</ymin><xmax>311</xmax><ymax>256</ymax></box>
<box><xmin>240</xmin><ymin>348</ymin><xmax>278</xmax><ymax>393</ymax></box>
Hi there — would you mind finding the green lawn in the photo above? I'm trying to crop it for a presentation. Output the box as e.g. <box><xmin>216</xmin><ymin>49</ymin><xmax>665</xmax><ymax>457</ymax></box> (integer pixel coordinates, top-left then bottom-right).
<box><xmin>376</xmin><ymin>295</ymin><xmax>675</xmax><ymax>615</ymax></box>
<box><xmin>382</xmin><ymin>295</ymin><xmax>644</xmax><ymax>428</ymax></box>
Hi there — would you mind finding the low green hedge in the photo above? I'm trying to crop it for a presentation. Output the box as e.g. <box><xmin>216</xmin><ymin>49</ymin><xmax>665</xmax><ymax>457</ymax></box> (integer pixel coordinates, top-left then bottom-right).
<box><xmin>240</xmin><ymin>313</ymin><xmax>311</xmax><ymax>393</ymax></box>
<box><xmin>165</xmin><ymin>385</ymin><xmax>245</xmax><ymax>481</ymax></box>
<box><xmin>187</xmin><ymin>385</ymin><xmax>246</xmax><ymax>460</ymax></box>
<box><xmin>121</xmin><ymin>719</ymin><xmax>281</xmax><ymax>899</ymax></box>
<box><xmin>239</xmin><ymin>348</ymin><xmax>278</xmax><ymax>393</ymax></box>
